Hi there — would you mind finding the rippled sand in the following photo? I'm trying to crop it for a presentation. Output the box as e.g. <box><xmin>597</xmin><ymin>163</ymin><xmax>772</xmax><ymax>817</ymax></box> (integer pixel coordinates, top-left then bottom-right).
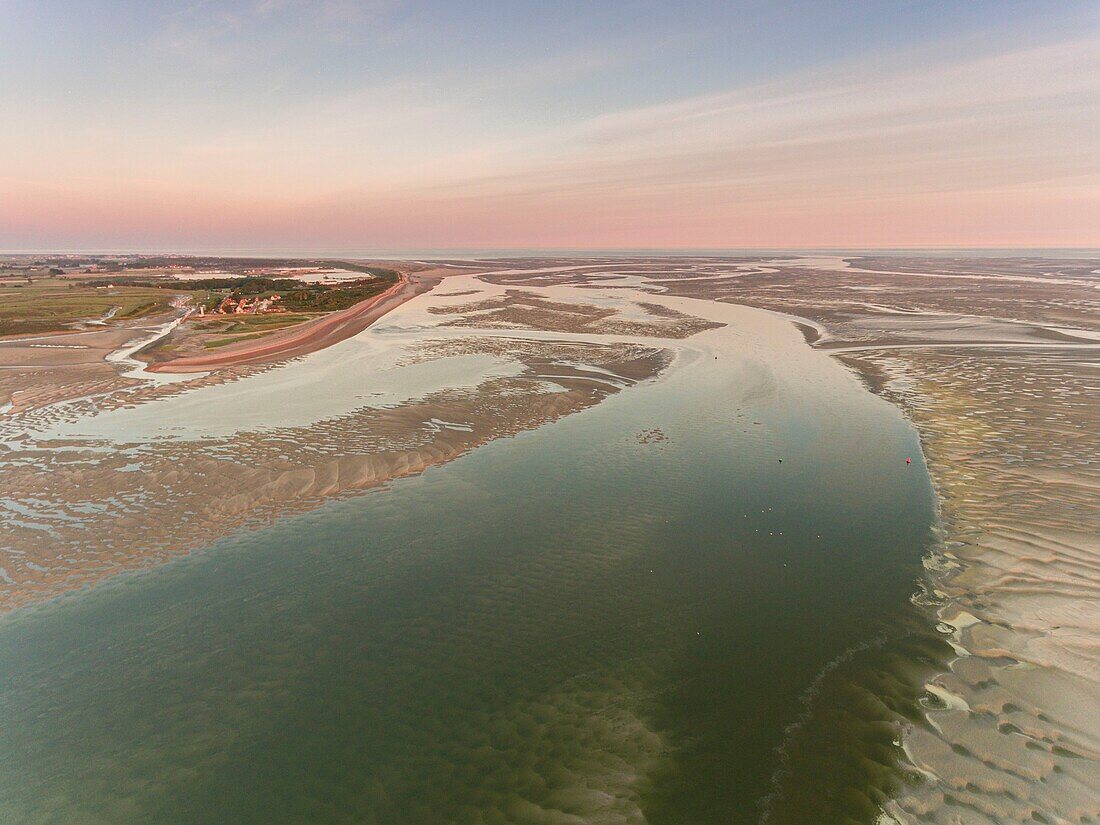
<box><xmin>642</xmin><ymin>253</ymin><xmax>1100</xmax><ymax>823</ymax></box>
<box><xmin>856</xmin><ymin>349</ymin><xmax>1100</xmax><ymax>824</ymax></box>
<box><xmin>478</xmin><ymin>255</ymin><xmax>1100</xmax><ymax>822</ymax></box>
<box><xmin>1</xmin><ymin>254</ymin><xmax>1096</xmax><ymax>823</ymax></box>
<box><xmin>0</xmin><ymin>272</ymin><xmax>686</xmax><ymax>611</ymax></box>
<box><xmin>0</xmin><ymin>265</ymin><xmax>933</xmax><ymax>824</ymax></box>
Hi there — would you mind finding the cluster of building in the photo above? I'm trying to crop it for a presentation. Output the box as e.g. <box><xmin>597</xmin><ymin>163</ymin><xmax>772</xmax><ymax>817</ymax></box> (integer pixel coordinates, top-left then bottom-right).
<box><xmin>213</xmin><ymin>294</ymin><xmax>285</xmax><ymax>315</ymax></box>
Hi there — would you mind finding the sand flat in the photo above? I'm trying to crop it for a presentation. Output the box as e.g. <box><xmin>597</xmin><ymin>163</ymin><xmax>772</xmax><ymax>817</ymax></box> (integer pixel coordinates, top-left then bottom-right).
<box><xmin>0</xmin><ymin>255</ymin><xmax>1096</xmax><ymax>822</ymax></box>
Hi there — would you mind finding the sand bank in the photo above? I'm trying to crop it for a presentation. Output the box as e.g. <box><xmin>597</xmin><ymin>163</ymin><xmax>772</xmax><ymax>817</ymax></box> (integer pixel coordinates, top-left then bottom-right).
<box><xmin>655</xmin><ymin>253</ymin><xmax>1100</xmax><ymax>824</ymax></box>
<box><xmin>478</xmin><ymin>255</ymin><xmax>1100</xmax><ymax>822</ymax></box>
<box><xmin>2</xmin><ymin>255</ymin><xmax>1096</xmax><ymax>823</ymax></box>
<box><xmin>0</xmin><ymin>268</ymin><xmax>698</xmax><ymax>612</ymax></box>
<box><xmin>145</xmin><ymin>268</ymin><xmax>443</xmax><ymax>373</ymax></box>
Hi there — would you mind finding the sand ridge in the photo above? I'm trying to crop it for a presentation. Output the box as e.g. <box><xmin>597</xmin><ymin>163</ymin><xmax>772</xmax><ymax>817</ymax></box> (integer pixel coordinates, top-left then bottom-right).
<box><xmin>478</xmin><ymin>255</ymin><xmax>1100</xmax><ymax>822</ymax></box>
<box><xmin>0</xmin><ymin>268</ymin><xmax>714</xmax><ymax>613</ymax></box>
<box><xmin>1</xmin><ymin>255</ymin><xmax>1097</xmax><ymax>823</ymax></box>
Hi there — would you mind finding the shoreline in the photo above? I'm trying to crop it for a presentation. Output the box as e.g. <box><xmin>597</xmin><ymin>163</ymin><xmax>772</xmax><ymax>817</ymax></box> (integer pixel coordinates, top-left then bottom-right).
<box><xmin>0</xmin><ymin>265</ymin><xmax>681</xmax><ymax>614</ymax></box>
<box><xmin>0</xmin><ymin>273</ymin><xmax>934</xmax><ymax>825</ymax></box>
<box><xmin>867</xmin><ymin>350</ymin><xmax>1100</xmax><ymax>823</ymax></box>
<box><xmin>752</xmin><ymin>302</ymin><xmax>1100</xmax><ymax>822</ymax></box>
<box><xmin>799</xmin><ymin>335</ymin><xmax>1100</xmax><ymax>821</ymax></box>
<box><xmin>1</xmin><ymin>255</ymin><xmax>1095</xmax><ymax>822</ymax></box>
<box><xmin>144</xmin><ymin>268</ymin><xmax>438</xmax><ymax>373</ymax></box>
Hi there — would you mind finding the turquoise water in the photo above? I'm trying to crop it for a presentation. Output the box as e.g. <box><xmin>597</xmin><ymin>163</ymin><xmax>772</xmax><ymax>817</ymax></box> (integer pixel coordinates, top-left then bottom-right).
<box><xmin>0</xmin><ymin>315</ymin><xmax>937</xmax><ymax>823</ymax></box>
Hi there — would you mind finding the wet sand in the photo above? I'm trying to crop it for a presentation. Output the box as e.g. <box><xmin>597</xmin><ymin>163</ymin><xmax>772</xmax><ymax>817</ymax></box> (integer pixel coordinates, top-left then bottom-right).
<box><xmin>647</xmin><ymin>254</ymin><xmax>1100</xmax><ymax>823</ymax></box>
<box><xmin>473</xmin><ymin>255</ymin><xmax>1100</xmax><ymax>822</ymax></box>
<box><xmin>0</xmin><ymin>263</ymin><xmax>935</xmax><ymax>824</ymax></box>
<box><xmin>0</xmin><ymin>254</ymin><xmax>1096</xmax><ymax>823</ymax></box>
<box><xmin>867</xmin><ymin>348</ymin><xmax>1100</xmax><ymax>823</ymax></box>
<box><xmin>0</xmin><ymin>321</ymin><xmax>181</xmax><ymax>411</ymax></box>
<box><xmin>0</xmin><ymin>266</ymin><xmax>698</xmax><ymax>612</ymax></box>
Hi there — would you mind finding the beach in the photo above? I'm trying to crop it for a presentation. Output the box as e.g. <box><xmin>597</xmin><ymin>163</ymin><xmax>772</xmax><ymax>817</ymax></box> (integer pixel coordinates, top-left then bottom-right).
<box><xmin>0</xmin><ymin>255</ymin><xmax>1096</xmax><ymax>823</ymax></box>
<box><xmin>145</xmin><ymin>266</ymin><xmax>457</xmax><ymax>373</ymax></box>
<box><xmin>620</xmin><ymin>253</ymin><xmax>1100</xmax><ymax>823</ymax></box>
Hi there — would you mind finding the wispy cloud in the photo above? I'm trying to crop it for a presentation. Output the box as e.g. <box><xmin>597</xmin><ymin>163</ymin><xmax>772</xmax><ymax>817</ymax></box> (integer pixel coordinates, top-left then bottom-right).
<box><xmin>3</xmin><ymin>2</ymin><xmax>1099</xmax><ymax>249</ymax></box>
<box><xmin>374</xmin><ymin>27</ymin><xmax>1100</xmax><ymax>215</ymax></box>
<box><xmin>153</xmin><ymin>0</ymin><xmax>407</xmax><ymax>69</ymax></box>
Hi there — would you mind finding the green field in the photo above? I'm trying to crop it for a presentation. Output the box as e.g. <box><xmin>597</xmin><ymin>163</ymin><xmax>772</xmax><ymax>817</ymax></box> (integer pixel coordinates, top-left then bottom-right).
<box><xmin>203</xmin><ymin>332</ymin><xmax>270</xmax><ymax>349</ymax></box>
<box><xmin>212</xmin><ymin>313</ymin><xmax>317</xmax><ymax>333</ymax></box>
<box><xmin>198</xmin><ymin>313</ymin><xmax>319</xmax><ymax>348</ymax></box>
<box><xmin>0</xmin><ymin>279</ymin><xmax>204</xmax><ymax>337</ymax></box>
<box><xmin>0</xmin><ymin>262</ymin><xmax>400</xmax><ymax>340</ymax></box>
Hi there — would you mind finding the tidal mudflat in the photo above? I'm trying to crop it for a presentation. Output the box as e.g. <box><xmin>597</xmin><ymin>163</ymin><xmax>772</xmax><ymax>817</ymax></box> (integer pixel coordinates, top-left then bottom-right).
<box><xmin>0</xmin><ymin>256</ymin><xmax>1094</xmax><ymax>823</ymax></box>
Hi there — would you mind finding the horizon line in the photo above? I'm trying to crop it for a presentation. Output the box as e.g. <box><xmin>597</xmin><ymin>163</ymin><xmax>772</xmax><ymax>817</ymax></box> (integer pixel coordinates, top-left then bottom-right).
<box><xmin>4</xmin><ymin>245</ymin><xmax>1100</xmax><ymax>260</ymax></box>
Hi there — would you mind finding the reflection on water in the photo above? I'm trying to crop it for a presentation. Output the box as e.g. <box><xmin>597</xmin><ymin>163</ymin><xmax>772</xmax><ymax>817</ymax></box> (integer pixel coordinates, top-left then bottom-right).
<box><xmin>0</xmin><ymin>299</ymin><xmax>938</xmax><ymax>823</ymax></box>
<box><xmin>44</xmin><ymin>349</ymin><xmax>525</xmax><ymax>442</ymax></box>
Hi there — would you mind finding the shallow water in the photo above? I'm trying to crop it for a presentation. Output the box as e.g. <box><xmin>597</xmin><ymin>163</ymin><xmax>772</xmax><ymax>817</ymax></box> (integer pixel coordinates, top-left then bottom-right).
<box><xmin>0</xmin><ymin>295</ymin><xmax>937</xmax><ymax>823</ymax></box>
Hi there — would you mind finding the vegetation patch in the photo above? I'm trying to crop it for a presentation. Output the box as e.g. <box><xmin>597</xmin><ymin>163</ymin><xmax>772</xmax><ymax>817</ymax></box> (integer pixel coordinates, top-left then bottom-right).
<box><xmin>0</xmin><ymin>281</ymin><xmax>199</xmax><ymax>336</ymax></box>
<box><xmin>203</xmin><ymin>332</ymin><xmax>269</xmax><ymax>349</ymax></box>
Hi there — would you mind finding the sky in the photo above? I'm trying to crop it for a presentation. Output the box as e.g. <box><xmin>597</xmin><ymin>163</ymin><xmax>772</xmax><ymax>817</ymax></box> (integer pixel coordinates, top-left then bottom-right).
<box><xmin>1</xmin><ymin>0</ymin><xmax>1099</xmax><ymax>252</ymax></box>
